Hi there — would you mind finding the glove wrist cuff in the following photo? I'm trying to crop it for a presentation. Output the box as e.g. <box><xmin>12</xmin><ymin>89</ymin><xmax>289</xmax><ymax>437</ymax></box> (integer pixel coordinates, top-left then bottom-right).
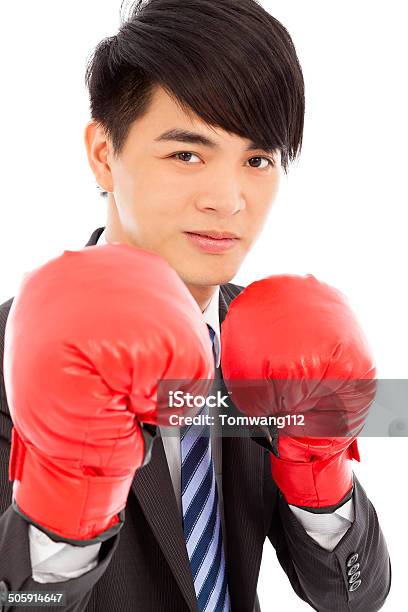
<box><xmin>9</xmin><ymin>427</ymin><xmax>132</xmax><ymax>542</ymax></box>
<box><xmin>270</xmin><ymin>440</ymin><xmax>359</xmax><ymax>509</ymax></box>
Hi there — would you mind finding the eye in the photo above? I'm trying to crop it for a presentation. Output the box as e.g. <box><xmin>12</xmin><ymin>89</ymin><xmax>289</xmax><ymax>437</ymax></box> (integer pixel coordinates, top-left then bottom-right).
<box><xmin>170</xmin><ymin>151</ymin><xmax>275</xmax><ymax>170</ymax></box>
<box><xmin>172</xmin><ymin>152</ymin><xmax>201</xmax><ymax>164</ymax></box>
<box><xmin>248</xmin><ymin>156</ymin><xmax>275</xmax><ymax>170</ymax></box>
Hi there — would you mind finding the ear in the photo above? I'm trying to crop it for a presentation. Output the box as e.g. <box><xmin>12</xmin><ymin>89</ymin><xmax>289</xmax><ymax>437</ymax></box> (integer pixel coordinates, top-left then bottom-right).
<box><xmin>83</xmin><ymin>120</ymin><xmax>114</xmax><ymax>194</ymax></box>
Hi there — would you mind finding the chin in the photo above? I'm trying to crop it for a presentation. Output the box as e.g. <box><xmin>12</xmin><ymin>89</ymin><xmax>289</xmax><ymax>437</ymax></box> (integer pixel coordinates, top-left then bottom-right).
<box><xmin>180</xmin><ymin>268</ymin><xmax>240</xmax><ymax>288</ymax></box>
<box><xmin>169</xmin><ymin>252</ymin><xmax>244</xmax><ymax>288</ymax></box>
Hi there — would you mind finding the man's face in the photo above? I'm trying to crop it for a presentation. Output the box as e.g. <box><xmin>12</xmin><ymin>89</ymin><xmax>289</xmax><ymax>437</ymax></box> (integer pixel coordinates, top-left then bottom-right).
<box><xmin>88</xmin><ymin>85</ymin><xmax>281</xmax><ymax>287</ymax></box>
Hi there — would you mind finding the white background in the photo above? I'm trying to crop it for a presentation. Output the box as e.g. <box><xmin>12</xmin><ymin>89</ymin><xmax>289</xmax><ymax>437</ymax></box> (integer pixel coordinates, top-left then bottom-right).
<box><xmin>0</xmin><ymin>1</ymin><xmax>406</xmax><ymax>610</ymax></box>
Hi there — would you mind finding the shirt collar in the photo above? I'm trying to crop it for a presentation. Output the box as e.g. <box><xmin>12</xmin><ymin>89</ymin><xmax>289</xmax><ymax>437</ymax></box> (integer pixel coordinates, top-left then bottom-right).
<box><xmin>97</xmin><ymin>228</ymin><xmax>221</xmax><ymax>368</ymax></box>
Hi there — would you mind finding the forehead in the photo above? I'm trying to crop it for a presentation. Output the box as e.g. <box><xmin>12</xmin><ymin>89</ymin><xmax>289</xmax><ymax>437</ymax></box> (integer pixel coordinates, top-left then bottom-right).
<box><xmin>145</xmin><ymin>85</ymin><xmax>198</xmax><ymax>123</ymax></box>
<box><xmin>128</xmin><ymin>85</ymin><xmax>277</xmax><ymax>156</ymax></box>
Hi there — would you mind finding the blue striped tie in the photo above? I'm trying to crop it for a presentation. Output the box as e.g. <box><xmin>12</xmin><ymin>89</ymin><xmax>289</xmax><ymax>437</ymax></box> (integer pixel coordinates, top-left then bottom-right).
<box><xmin>180</xmin><ymin>325</ymin><xmax>230</xmax><ymax>612</ymax></box>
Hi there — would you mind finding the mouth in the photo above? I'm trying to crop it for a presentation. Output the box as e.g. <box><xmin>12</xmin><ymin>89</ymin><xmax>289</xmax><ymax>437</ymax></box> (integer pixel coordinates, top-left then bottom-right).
<box><xmin>184</xmin><ymin>230</ymin><xmax>240</xmax><ymax>254</ymax></box>
<box><xmin>187</xmin><ymin>230</ymin><xmax>241</xmax><ymax>240</ymax></box>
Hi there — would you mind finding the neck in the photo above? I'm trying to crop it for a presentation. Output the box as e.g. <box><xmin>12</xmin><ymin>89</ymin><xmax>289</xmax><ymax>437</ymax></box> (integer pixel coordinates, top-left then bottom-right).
<box><xmin>185</xmin><ymin>284</ymin><xmax>217</xmax><ymax>312</ymax></box>
<box><xmin>105</xmin><ymin>200</ymin><xmax>131</xmax><ymax>244</ymax></box>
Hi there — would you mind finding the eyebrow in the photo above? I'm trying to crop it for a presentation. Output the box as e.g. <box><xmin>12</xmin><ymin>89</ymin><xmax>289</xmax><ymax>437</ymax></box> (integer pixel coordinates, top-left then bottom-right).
<box><xmin>154</xmin><ymin>128</ymin><xmax>277</xmax><ymax>155</ymax></box>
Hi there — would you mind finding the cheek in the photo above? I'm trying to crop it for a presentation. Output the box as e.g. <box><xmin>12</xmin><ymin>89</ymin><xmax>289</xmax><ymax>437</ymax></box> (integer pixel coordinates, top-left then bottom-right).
<box><xmin>247</xmin><ymin>177</ymin><xmax>279</xmax><ymax>223</ymax></box>
<box><xmin>250</xmin><ymin>201</ymin><xmax>274</xmax><ymax>231</ymax></box>
<box><xmin>130</xmin><ymin>197</ymin><xmax>184</xmax><ymax>242</ymax></box>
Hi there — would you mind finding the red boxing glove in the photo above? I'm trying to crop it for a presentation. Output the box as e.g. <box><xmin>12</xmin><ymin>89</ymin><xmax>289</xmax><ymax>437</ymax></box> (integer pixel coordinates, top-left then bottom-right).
<box><xmin>221</xmin><ymin>274</ymin><xmax>376</xmax><ymax>511</ymax></box>
<box><xmin>4</xmin><ymin>244</ymin><xmax>214</xmax><ymax>543</ymax></box>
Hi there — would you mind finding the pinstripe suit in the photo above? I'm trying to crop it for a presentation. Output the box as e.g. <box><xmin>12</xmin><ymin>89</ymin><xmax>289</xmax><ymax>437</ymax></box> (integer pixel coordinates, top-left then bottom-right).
<box><xmin>0</xmin><ymin>227</ymin><xmax>391</xmax><ymax>611</ymax></box>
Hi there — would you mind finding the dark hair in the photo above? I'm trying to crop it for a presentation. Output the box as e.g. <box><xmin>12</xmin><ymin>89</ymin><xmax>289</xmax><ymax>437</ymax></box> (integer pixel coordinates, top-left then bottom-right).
<box><xmin>85</xmin><ymin>0</ymin><xmax>305</xmax><ymax>196</ymax></box>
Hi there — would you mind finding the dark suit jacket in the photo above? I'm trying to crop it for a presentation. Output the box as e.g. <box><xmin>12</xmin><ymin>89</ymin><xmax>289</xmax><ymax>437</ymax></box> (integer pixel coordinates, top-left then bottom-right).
<box><xmin>0</xmin><ymin>227</ymin><xmax>391</xmax><ymax>611</ymax></box>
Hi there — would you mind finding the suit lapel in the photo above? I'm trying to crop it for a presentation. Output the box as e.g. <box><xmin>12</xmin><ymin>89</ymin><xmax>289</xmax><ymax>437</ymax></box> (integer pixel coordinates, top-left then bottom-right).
<box><xmin>85</xmin><ymin>227</ymin><xmax>105</xmax><ymax>246</ymax></box>
<box><xmin>131</xmin><ymin>438</ymin><xmax>199</xmax><ymax>611</ymax></box>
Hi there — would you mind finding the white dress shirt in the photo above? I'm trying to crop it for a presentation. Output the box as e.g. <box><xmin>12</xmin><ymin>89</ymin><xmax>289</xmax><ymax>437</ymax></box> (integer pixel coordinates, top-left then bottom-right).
<box><xmin>28</xmin><ymin>232</ymin><xmax>354</xmax><ymax>583</ymax></box>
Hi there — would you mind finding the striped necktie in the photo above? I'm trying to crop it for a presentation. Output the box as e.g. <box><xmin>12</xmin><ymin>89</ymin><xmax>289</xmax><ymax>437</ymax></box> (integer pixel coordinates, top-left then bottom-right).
<box><xmin>180</xmin><ymin>324</ymin><xmax>230</xmax><ymax>612</ymax></box>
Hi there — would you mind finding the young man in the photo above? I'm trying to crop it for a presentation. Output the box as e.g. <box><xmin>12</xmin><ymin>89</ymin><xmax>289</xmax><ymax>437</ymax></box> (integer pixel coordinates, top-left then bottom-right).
<box><xmin>0</xmin><ymin>1</ymin><xmax>390</xmax><ymax>611</ymax></box>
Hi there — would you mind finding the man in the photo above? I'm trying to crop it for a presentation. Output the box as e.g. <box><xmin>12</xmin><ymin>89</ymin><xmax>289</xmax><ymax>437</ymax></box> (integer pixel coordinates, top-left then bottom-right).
<box><xmin>0</xmin><ymin>1</ymin><xmax>390</xmax><ymax>611</ymax></box>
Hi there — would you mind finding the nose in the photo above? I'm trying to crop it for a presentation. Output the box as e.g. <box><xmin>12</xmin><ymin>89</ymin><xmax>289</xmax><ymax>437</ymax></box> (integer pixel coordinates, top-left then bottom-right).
<box><xmin>195</xmin><ymin>180</ymin><xmax>245</xmax><ymax>217</ymax></box>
